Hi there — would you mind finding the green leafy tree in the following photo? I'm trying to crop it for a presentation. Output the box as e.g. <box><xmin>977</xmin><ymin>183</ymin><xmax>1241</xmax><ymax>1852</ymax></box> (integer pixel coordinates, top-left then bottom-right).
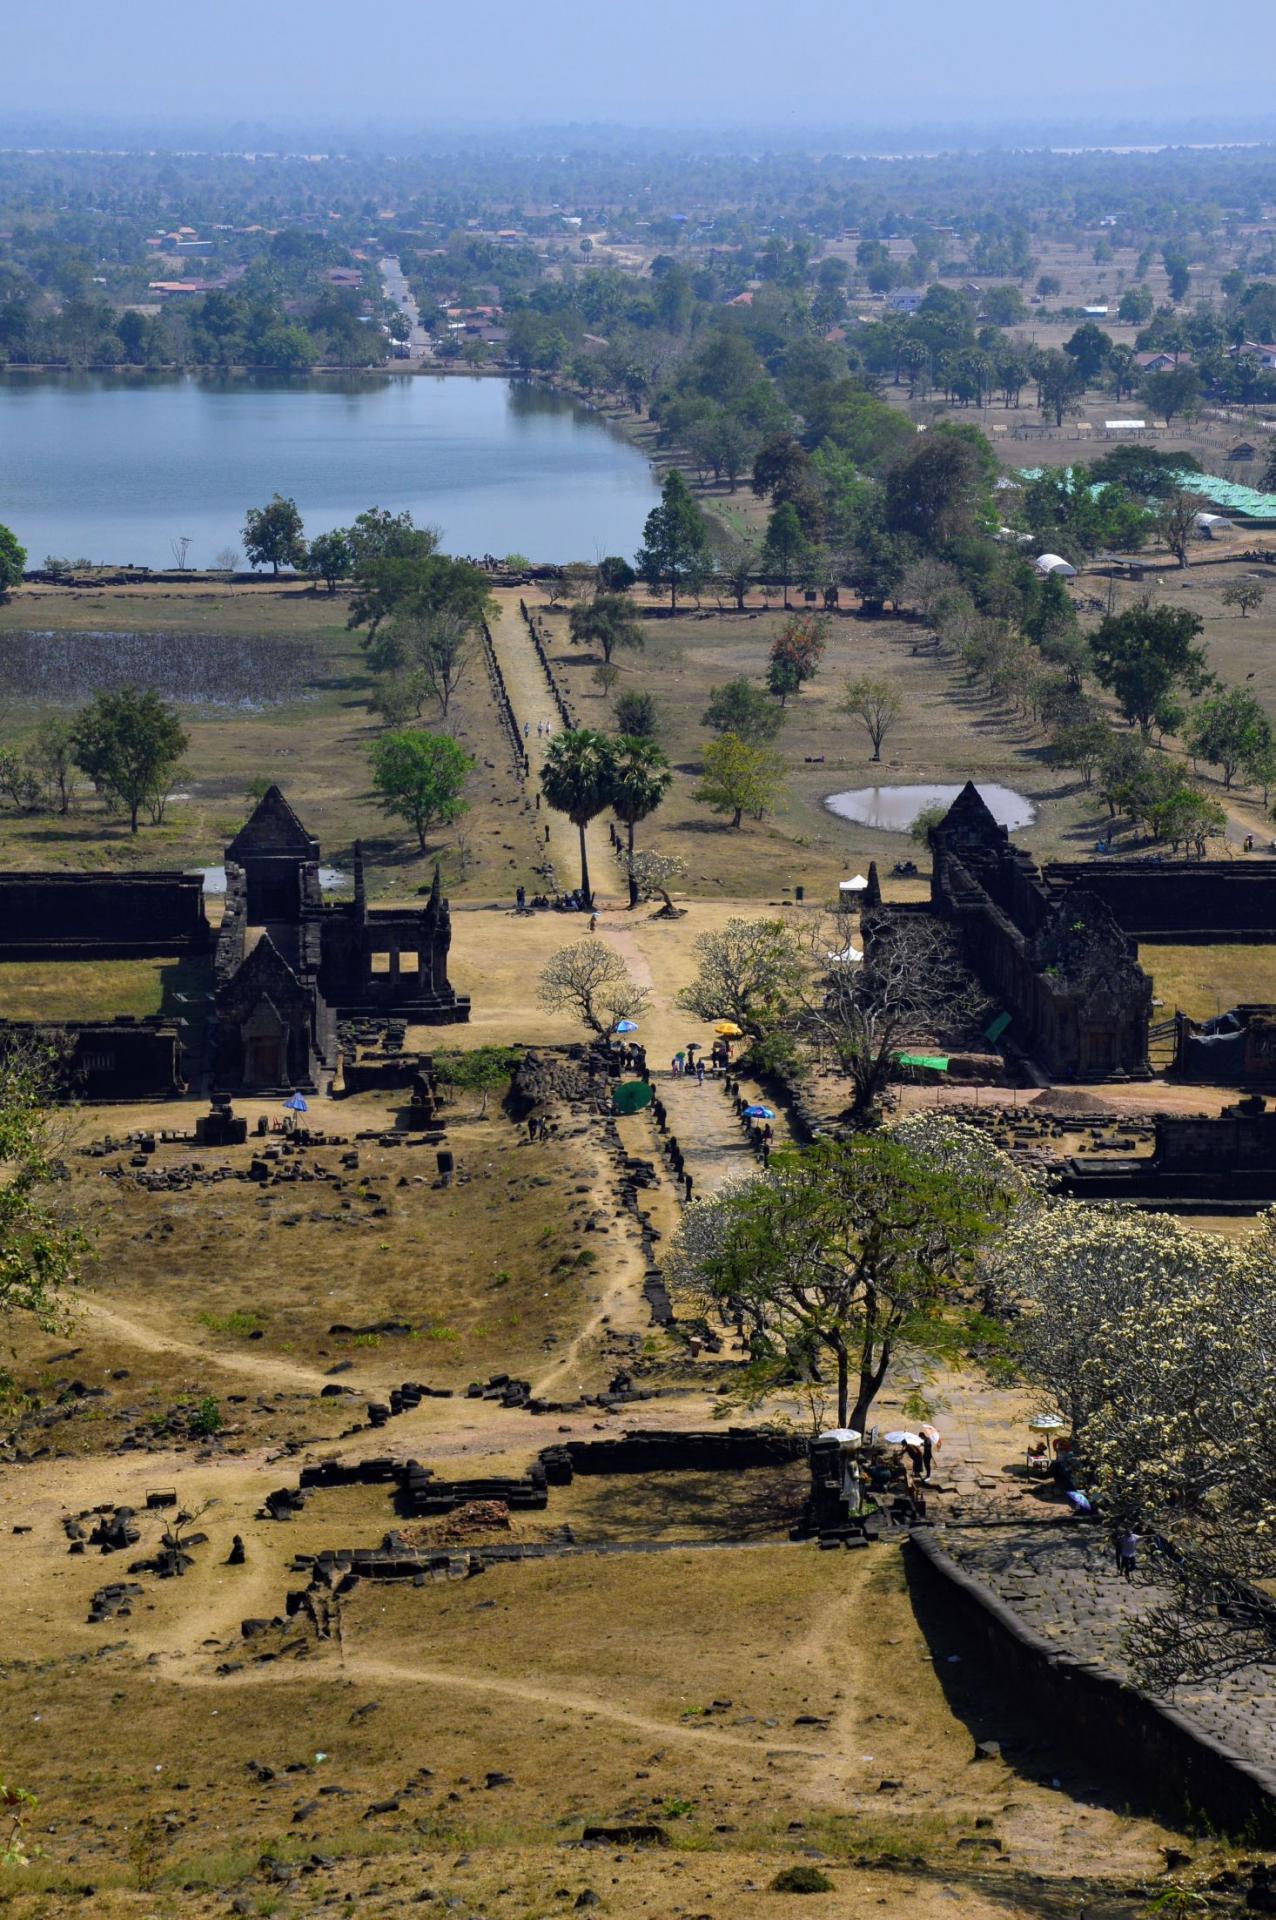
<box><xmin>540</xmin><ymin>728</ymin><xmax>618</xmax><ymax>907</ymax></box>
<box><xmin>752</xmin><ymin>433</ymin><xmax>813</xmax><ymax>505</ymax></box>
<box><xmin>0</xmin><ymin>523</ymin><xmax>26</xmax><ymax>601</ymax></box>
<box><xmin>760</xmin><ymin>501</ymin><xmax>808</xmax><ymax>609</ymax></box>
<box><xmin>1163</xmin><ymin>249</ymin><xmax>1191</xmax><ymax>302</ymax></box>
<box><xmin>720</xmin><ymin>540</ymin><xmax>756</xmax><ymax>612</ymax></box>
<box><xmin>982</xmin><ymin>285</ymin><xmax>1027</xmax><ymax>325</ymax></box>
<box><xmin>569</xmin><ymin>593</ymin><xmax>645</xmax><ymax>664</ymax></box>
<box><xmin>613</xmin><ymin>689</ymin><xmax>660</xmax><ymax>739</ymax></box>
<box><xmin>597</xmin><ymin>555</ymin><xmax>636</xmax><ymax>594</ymax></box>
<box><xmin>0</xmin><ymin>1037</ymin><xmax>84</xmax><ymax>1338</ymax></box>
<box><xmin>702</xmin><ymin>677</ymin><xmax>785</xmax><ymax>745</ymax></box>
<box><xmin>241</xmin><ymin>493</ymin><xmax>306</xmax><ymax>575</ymax></box>
<box><xmin>1147</xmin><ymin>778</ymin><xmax>1226</xmax><ymax>854</ymax></box>
<box><xmin>1046</xmin><ymin>715</ymin><xmax>1112</xmax><ymax>789</ymax></box>
<box><xmin>1091</xmin><ymin>602</ymin><xmax>1210</xmax><ymax>734</ymax></box>
<box><xmin>610</xmin><ymin>737</ymin><xmax>672</xmax><ymax>908</ymax></box>
<box><xmin>1186</xmin><ymin>686</ymin><xmax>1273</xmax><ymax>790</ymax></box>
<box><xmin>668</xmin><ymin>1129</ymin><xmax>1009</xmax><ymax>1430</ymax></box>
<box><xmin>694</xmin><ymin>733</ymin><xmax>787</xmax><ymax>829</ymax></box>
<box><xmin>69</xmin><ymin>687</ymin><xmax>188</xmax><ymax>833</ymax></box>
<box><xmin>368</xmin><ymin>730</ymin><xmax>473</xmax><ymax>851</ymax></box>
<box><xmin>348</xmin><ymin>550</ymin><xmax>492</xmax><ymax>641</ymax></box>
<box><xmin>1034</xmin><ymin>349</ymin><xmax>1086</xmax><ymax>427</ymax></box>
<box><xmin>1063</xmin><ymin>322</ymin><xmax>1113</xmax><ymax>382</ymax></box>
<box><xmin>31</xmin><ymin>717</ymin><xmax>77</xmax><ymax>814</ymax></box>
<box><xmin>848</xmin><ymin>526</ymin><xmax>911</xmax><ymax>614</ymax></box>
<box><xmin>433</xmin><ymin>1045</ymin><xmax>522</xmax><ymax>1117</ymax></box>
<box><xmin>636</xmin><ymin>470</ymin><xmax>710</xmax><ymax>610</ymax></box>
<box><xmin>346</xmin><ymin>508</ymin><xmax>437</xmax><ymax>570</ymax></box>
<box><xmin>1118</xmin><ymin>285</ymin><xmax>1154</xmax><ymax>324</ymax></box>
<box><xmin>368</xmin><ymin>607</ymin><xmax>476</xmax><ymax>722</ymax></box>
<box><xmin>910</xmin><ymin>802</ymin><xmax>948</xmax><ymax>847</ymax></box>
<box><xmin>305</xmin><ymin>527</ymin><xmax>352</xmax><ymax>594</ymax></box>
<box><xmin>882</xmin><ymin>427</ymin><xmax>995</xmax><ymax>550</ymax></box>
<box><xmin>1141</xmin><ymin>366</ymin><xmax>1202</xmax><ymax>428</ymax></box>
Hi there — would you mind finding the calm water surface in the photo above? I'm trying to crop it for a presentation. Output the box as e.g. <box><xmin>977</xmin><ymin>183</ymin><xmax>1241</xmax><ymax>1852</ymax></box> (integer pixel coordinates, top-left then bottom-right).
<box><xmin>0</xmin><ymin>372</ymin><xmax>659</xmax><ymax>568</ymax></box>
<box><xmin>825</xmin><ymin>782</ymin><xmax>1035</xmax><ymax>833</ymax></box>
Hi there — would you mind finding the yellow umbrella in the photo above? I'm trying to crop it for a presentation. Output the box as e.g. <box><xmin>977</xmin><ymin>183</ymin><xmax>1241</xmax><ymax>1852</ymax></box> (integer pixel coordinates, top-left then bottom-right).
<box><xmin>714</xmin><ymin>1021</ymin><xmax>743</xmax><ymax>1037</ymax></box>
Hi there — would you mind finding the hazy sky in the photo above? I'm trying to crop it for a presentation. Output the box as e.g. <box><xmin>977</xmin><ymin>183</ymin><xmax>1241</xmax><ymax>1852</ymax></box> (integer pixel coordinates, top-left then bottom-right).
<box><xmin>9</xmin><ymin>0</ymin><xmax>1276</xmax><ymax>136</ymax></box>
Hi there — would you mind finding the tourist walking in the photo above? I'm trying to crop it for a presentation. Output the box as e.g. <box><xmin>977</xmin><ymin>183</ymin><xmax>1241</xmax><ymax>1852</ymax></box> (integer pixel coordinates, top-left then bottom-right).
<box><xmin>1114</xmin><ymin>1527</ymin><xmax>1140</xmax><ymax>1581</ymax></box>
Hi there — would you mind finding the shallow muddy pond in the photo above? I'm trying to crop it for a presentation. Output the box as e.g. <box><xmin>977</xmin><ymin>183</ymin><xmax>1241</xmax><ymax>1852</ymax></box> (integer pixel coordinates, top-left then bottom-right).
<box><xmin>824</xmin><ymin>782</ymin><xmax>1035</xmax><ymax>833</ymax></box>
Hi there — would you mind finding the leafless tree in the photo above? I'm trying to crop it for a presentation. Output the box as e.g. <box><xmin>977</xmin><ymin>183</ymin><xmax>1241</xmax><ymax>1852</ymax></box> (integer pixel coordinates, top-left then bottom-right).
<box><xmin>170</xmin><ymin>535</ymin><xmax>192</xmax><ymax>569</ymax></box>
<box><xmin>1156</xmin><ymin>488</ymin><xmax>1208</xmax><ymax>569</ymax></box>
<box><xmin>799</xmin><ymin>911</ymin><xmax>989</xmax><ymax>1120</ymax></box>
<box><xmin>841</xmin><ymin>676</ymin><xmax>905</xmax><ymax>762</ymax></box>
<box><xmin>537</xmin><ymin>939</ymin><xmax>650</xmax><ymax>1038</ymax></box>
<box><xmin>371</xmin><ymin>608</ymin><xmax>475</xmax><ymax>722</ymax></box>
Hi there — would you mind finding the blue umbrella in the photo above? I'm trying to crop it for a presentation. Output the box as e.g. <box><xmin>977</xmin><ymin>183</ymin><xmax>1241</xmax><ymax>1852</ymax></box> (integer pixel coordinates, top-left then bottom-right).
<box><xmin>743</xmin><ymin>1104</ymin><xmax>775</xmax><ymax>1120</ymax></box>
<box><xmin>283</xmin><ymin>1093</ymin><xmax>308</xmax><ymax>1112</ymax></box>
<box><xmin>615</xmin><ymin>1020</ymin><xmax>639</xmax><ymax>1034</ymax></box>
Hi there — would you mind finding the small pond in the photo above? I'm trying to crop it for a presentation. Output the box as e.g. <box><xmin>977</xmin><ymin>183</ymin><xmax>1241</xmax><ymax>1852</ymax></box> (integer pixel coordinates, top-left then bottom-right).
<box><xmin>194</xmin><ymin>864</ymin><xmax>350</xmax><ymax>895</ymax></box>
<box><xmin>823</xmin><ymin>783</ymin><xmax>1035</xmax><ymax>834</ymax></box>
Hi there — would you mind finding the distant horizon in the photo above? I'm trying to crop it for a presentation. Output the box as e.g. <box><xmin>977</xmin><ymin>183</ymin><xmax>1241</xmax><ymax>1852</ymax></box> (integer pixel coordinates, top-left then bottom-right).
<box><xmin>5</xmin><ymin>108</ymin><xmax>1276</xmax><ymax>158</ymax></box>
<box><xmin>8</xmin><ymin>0</ymin><xmax>1276</xmax><ymax>144</ymax></box>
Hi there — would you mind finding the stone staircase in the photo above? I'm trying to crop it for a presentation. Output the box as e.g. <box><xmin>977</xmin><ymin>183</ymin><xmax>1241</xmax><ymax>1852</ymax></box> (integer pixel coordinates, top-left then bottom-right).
<box><xmin>655</xmin><ymin>1068</ymin><xmax>788</xmax><ymax>1200</ymax></box>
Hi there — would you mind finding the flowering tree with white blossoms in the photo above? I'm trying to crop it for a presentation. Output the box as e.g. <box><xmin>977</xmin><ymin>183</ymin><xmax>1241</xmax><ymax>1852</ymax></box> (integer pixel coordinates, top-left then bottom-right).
<box><xmin>990</xmin><ymin>1199</ymin><xmax>1276</xmax><ymax>1688</ymax></box>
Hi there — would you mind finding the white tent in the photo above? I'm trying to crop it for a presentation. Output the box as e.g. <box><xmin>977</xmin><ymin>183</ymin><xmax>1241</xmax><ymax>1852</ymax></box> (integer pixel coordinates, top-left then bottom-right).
<box><xmin>839</xmin><ymin>875</ymin><xmax>869</xmax><ymax>895</ymax></box>
<box><xmin>1195</xmin><ymin>512</ymin><xmax>1234</xmax><ymax>533</ymax></box>
<box><xmin>1035</xmin><ymin>553</ymin><xmax>1077</xmax><ymax>577</ymax></box>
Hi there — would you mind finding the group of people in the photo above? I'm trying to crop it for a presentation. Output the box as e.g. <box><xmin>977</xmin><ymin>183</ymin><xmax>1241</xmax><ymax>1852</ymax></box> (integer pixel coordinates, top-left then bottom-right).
<box><xmin>523</xmin><ymin>720</ymin><xmax>555</xmax><ymax>739</ymax></box>
<box><xmin>670</xmin><ymin>1038</ymin><xmax>734</xmax><ymax>1082</ymax></box>
<box><xmin>514</xmin><ymin>884</ymin><xmax>594</xmax><ymax>915</ymax></box>
<box><xmin>851</xmin><ymin>1439</ymin><xmax>935</xmax><ymax>1526</ymax></box>
<box><xmin>1027</xmin><ymin>1431</ymin><xmax>1143</xmax><ymax>1581</ymax></box>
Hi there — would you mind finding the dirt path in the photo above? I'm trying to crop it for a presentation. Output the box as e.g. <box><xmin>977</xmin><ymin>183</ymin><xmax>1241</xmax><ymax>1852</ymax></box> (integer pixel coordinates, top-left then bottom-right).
<box><xmin>486</xmin><ymin>598</ymin><xmax>610</xmax><ymax>903</ymax></box>
<box><xmin>74</xmin><ymin>1296</ymin><xmax>375</xmax><ymax>1394</ymax></box>
<box><xmin>531</xmin><ymin>1237</ymin><xmax>649</xmax><ymax>1397</ymax></box>
<box><xmin>172</xmin><ymin>1646</ymin><xmax>816</xmax><ymax>1758</ymax></box>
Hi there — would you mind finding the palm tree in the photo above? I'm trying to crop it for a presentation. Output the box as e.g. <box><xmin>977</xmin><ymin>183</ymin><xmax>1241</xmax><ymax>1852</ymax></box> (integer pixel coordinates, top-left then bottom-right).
<box><xmin>610</xmin><ymin>738</ymin><xmax>672</xmax><ymax>908</ymax></box>
<box><xmin>540</xmin><ymin>729</ymin><xmax>617</xmax><ymax>908</ymax></box>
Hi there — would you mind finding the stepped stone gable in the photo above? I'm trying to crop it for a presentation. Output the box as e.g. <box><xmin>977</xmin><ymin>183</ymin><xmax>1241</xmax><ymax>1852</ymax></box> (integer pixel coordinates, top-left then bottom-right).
<box><xmin>210</xmin><ymin>789</ymin><xmax>468</xmax><ymax>1094</ymax></box>
<box><xmin>0</xmin><ymin>787</ymin><xmax>470</xmax><ymax>1102</ymax></box>
<box><xmin>211</xmin><ymin>931</ymin><xmax>322</xmax><ymax>1093</ymax></box>
<box><xmin>926</xmin><ymin>782</ymin><xmax>1151</xmax><ymax>1081</ymax></box>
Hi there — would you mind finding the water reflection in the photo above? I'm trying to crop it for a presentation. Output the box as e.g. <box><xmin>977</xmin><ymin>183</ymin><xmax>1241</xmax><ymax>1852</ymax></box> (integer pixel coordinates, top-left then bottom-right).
<box><xmin>824</xmin><ymin>783</ymin><xmax>1035</xmax><ymax>833</ymax></box>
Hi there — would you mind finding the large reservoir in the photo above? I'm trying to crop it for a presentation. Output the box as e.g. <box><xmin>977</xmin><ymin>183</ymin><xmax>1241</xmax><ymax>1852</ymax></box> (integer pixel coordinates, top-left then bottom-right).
<box><xmin>0</xmin><ymin>371</ymin><xmax>660</xmax><ymax>569</ymax></box>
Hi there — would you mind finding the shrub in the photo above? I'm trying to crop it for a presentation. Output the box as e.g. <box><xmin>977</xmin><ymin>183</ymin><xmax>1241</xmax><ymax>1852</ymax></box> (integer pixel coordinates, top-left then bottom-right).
<box><xmin>771</xmin><ymin>1864</ymin><xmax>833</xmax><ymax>1893</ymax></box>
